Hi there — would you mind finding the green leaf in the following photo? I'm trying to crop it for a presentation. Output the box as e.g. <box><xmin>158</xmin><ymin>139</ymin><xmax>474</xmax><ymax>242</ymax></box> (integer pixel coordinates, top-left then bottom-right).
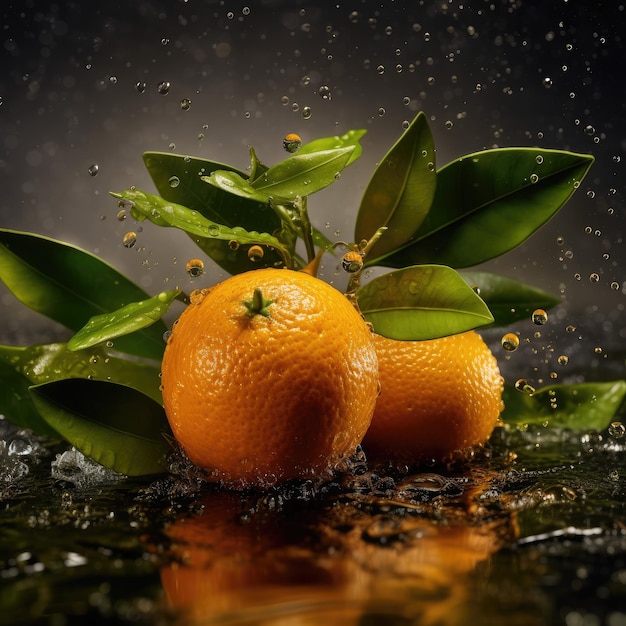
<box><xmin>501</xmin><ymin>381</ymin><xmax>626</xmax><ymax>431</ymax></box>
<box><xmin>114</xmin><ymin>189</ymin><xmax>293</xmax><ymax>273</ymax></box>
<box><xmin>0</xmin><ymin>358</ymin><xmax>60</xmax><ymax>438</ymax></box>
<box><xmin>30</xmin><ymin>379</ymin><xmax>172</xmax><ymax>476</ymax></box>
<box><xmin>369</xmin><ymin>148</ymin><xmax>594</xmax><ymax>269</ymax></box>
<box><xmin>297</xmin><ymin>129</ymin><xmax>366</xmax><ymax>166</ymax></box>
<box><xmin>355</xmin><ymin>112</ymin><xmax>436</xmax><ymax>257</ymax></box>
<box><xmin>460</xmin><ymin>271</ymin><xmax>561</xmax><ymax>327</ymax></box>
<box><xmin>0</xmin><ymin>343</ymin><xmax>163</xmax><ymax>437</ymax></box>
<box><xmin>67</xmin><ymin>290</ymin><xmax>180</xmax><ymax>352</ymax></box>
<box><xmin>0</xmin><ymin>229</ymin><xmax>168</xmax><ymax>361</ymax></box>
<box><xmin>142</xmin><ymin>151</ymin><xmax>281</xmax><ymax>234</ymax></box>
<box><xmin>356</xmin><ymin>265</ymin><xmax>494</xmax><ymax>340</ymax></box>
<box><xmin>204</xmin><ymin>170</ymin><xmax>279</xmax><ymax>203</ymax></box>
<box><xmin>251</xmin><ymin>146</ymin><xmax>355</xmax><ymax>199</ymax></box>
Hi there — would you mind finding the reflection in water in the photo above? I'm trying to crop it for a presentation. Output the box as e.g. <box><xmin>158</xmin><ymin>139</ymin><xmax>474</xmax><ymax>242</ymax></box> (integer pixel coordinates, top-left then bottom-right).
<box><xmin>157</xmin><ymin>471</ymin><xmax>517</xmax><ymax>625</ymax></box>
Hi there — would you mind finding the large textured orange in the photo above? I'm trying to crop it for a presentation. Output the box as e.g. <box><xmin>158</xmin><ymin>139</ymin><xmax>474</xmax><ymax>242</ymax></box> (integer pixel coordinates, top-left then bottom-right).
<box><xmin>161</xmin><ymin>268</ymin><xmax>379</xmax><ymax>487</ymax></box>
<box><xmin>363</xmin><ymin>331</ymin><xmax>503</xmax><ymax>463</ymax></box>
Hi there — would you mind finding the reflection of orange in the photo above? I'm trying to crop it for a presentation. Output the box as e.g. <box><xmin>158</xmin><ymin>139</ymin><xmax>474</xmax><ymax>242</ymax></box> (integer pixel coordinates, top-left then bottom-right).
<box><xmin>158</xmin><ymin>485</ymin><xmax>516</xmax><ymax>625</ymax></box>
<box><xmin>160</xmin><ymin>268</ymin><xmax>379</xmax><ymax>487</ymax></box>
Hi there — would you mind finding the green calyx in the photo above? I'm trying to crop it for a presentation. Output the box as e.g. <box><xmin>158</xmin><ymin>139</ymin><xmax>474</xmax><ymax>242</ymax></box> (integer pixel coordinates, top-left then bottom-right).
<box><xmin>244</xmin><ymin>288</ymin><xmax>274</xmax><ymax>318</ymax></box>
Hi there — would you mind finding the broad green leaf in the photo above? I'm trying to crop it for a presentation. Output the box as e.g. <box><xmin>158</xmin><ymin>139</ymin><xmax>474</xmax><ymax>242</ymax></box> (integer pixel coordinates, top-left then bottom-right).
<box><xmin>204</xmin><ymin>170</ymin><xmax>280</xmax><ymax>203</ymax></box>
<box><xmin>369</xmin><ymin>148</ymin><xmax>594</xmax><ymax>269</ymax></box>
<box><xmin>0</xmin><ymin>229</ymin><xmax>168</xmax><ymax>361</ymax></box>
<box><xmin>142</xmin><ymin>152</ymin><xmax>281</xmax><ymax>234</ymax></box>
<box><xmin>355</xmin><ymin>112</ymin><xmax>436</xmax><ymax>257</ymax></box>
<box><xmin>297</xmin><ymin>129</ymin><xmax>367</xmax><ymax>166</ymax></box>
<box><xmin>460</xmin><ymin>271</ymin><xmax>561</xmax><ymax>327</ymax></box>
<box><xmin>251</xmin><ymin>146</ymin><xmax>355</xmax><ymax>199</ymax></box>
<box><xmin>67</xmin><ymin>290</ymin><xmax>180</xmax><ymax>352</ymax></box>
<box><xmin>0</xmin><ymin>358</ymin><xmax>60</xmax><ymax>438</ymax></box>
<box><xmin>114</xmin><ymin>189</ymin><xmax>293</xmax><ymax>273</ymax></box>
<box><xmin>30</xmin><ymin>379</ymin><xmax>172</xmax><ymax>476</ymax></box>
<box><xmin>501</xmin><ymin>381</ymin><xmax>626</xmax><ymax>431</ymax></box>
<box><xmin>356</xmin><ymin>265</ymin><xmax>494</xmax><ymax>340</ymax></box>
<box><xmin>0</xmin><ymin>342</ymin><xmax>162</xmax><ymax>437</ymax></box>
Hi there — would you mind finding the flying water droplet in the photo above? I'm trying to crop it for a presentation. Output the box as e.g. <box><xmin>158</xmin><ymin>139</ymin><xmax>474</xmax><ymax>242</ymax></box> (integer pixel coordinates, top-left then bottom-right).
<box><xmin>228</xmin><ymin>240</ymin><xmax>240</xmax><ymax>250</ymax></box>
<box><xmin>515</xmin><ymin>379</ymin><xmax>536</xmax><ymax>394</ymax></box>
<box><xmin>157</xmin><ymin>81</ymin><xmax>170</xmax><ymax>95</ymax></box>
<box><xmin>609</xmin><ymin>421</ymin><xmax>625</xmax><ymax>439</ymax></box>
<box><xmin>122</xmin><ymin>232</ymin><xmax>137</xmax><ymax>248</ymax></box>
<box><xmin>557</xmin><ymin>355</ymin><xmax>569</xmax><ymax>366</ymax></box>
<box><xmin>501</xmin><ymin>333</ymin><xmax>520</xmax><ymax>352</ymax></box>
<box><xmin>247</xmin><ymin>245</ymin><xmax>264</xmax><ymax>262</ymax></box>
<box><xmin>283</xmin><ymin>133</ymin><xmax>302</xmax><ymax>153</ymax></box>
<box><xmin>301</xmin><ymin>106</ymin><xmax>312</xmax><ymax>119</ymax></box>
<box><xmin>180</xmin><ymin>98</ymin><xmax>192</xmax><ymax>111</ymax></box>
<box><xmin>532</xmin><ymin>309</ymin><xmax>548</xmax><ymax>325</ymax></box>
<box><xmin>135</xmin><ymin>81</ymin><xmax>147</xmax><ymax>93</ymax></box>
<box><xmin>318</xmin><ymin>85</ymin><xmax>331</xmax><ymax>100</ymax></box>
<box><xmin>186</xmin><ymin>258</ymin><xmax>205</xmax><ymax>278</ymax></box>
<box><xmin>88</xmin><ymin>164</ymin><xmax>99</xmax><ymax>176</ymax></box>
<box><xmin>341</xmin><ymin>251</ymin><xmax>364</xmax><ymax>273</ymax></box>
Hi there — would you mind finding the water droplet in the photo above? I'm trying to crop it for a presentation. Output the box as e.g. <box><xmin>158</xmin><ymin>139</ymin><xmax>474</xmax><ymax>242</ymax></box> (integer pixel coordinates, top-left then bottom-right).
<box><xmin>186</xmin><ymin>258</ymin><xmax>205</xmax><ymax>278</ymax></box>
<box><xmin>501</xmin><ymin>333</ymin><xmax>520</xmax><ymax>352</ymax></box>
<box><xmin>283</xmin><ymin>133</ymin><xmax>302</xmax><ymax>153</ymax></box>
<box><xmin>566</xmin><ymin>324</ymin><xmax>576</xmax><ymax>333</ymax></box>
<box><xmin>189</xmin><ymin>289</ymin><xmax>208</xmax><ymax>305</ymax></box>
<box><xmin>594</xmin><ymin>346</ymin><xmax>603</xmax><ymax>355</ymax></box>
<box><xmin>556</xmin><ymin>235</ymin><xmax>564</xmax><ymax>245</ymax></box>
<box><xmin>280</xmin><ymin>96</ymin><xmax>289</xmax><ymax>106</ymax></box>
<box><xmin>609</xmin><ymin>421</ymin><xmax>625</xmax><ymax>439</ymax></box>
<box><xmin>228</xmin><ymin>240</ymin><xmax>240</xmax><ymax>250</ymax></box>
<box><xmin>557</xmin><ymin>355</ymin><xmax>569</xmax><ymax>366</ymax></box>
<box><xmin>376</xmin><ymin>65</ymin><xmax>385</xmax><ymax>75</ymax></box>
<box><xmin>377</xmin><ymin>107</ymin><xmax>386</xmax><ymax>117</ymax></box>
<box><xmin>584</xmin><ymin>124</ymin><xmax>595</xmax><ymax>136</ymax></box>
<box><xmin>301</xmin><ymin>106</ymin><xmax>312</xmax><ymax>120</ymax></box>
<box><xmin>341</xmin><ymin>251</ymin><xmax>364</xmax><ymax>273</ymax></box>
<box><xmin>532</xmin><ymin>309</ymin><xmax>548</xmax><ymax>325</ymax></box>
<box><xmin>610</xmin><ymin>281</ymin><xmax>620</xmax><ymax>291</ymax></box>
<box><xmin>589</xmin><ymin>273</ymin><xmax>600</xmax><ymax>283</ymax></box>
<box><xmin>515</xmin><ymin>378</ymin><xmax>536</xmax><ymax>395</ymax></box>
<box><xmin>208</xmin><ymin>225</ymin><xmax>220</xmax><ymax>237</ymax></box>
<box><xmin>242</xmin><ymin>6</ymin><xmax>250</xmax><ymax>15</ymax></box>
<box><xmin>542</xmin><ymin>77</ymin><xmax>553</xmax><ymax>88</ymax></box>
<box><xmin>122</xmin><ymin>232</ymin><xmax>137</xmax><ymax>248</ymax></box>
<box><xmin>116</xmin><ymin>209</ymin><xmax>127</xmax><ymax>221</ymax></box>
<box><xmin>530</xmin><ymin>173</ymin><xmax>539</xmax><ymax>184</ymax></box>
<box><xmin>135</xmin><ymin>81</ymin><xmax>147</xmax><ymax>93</ymax></box>
<box><xmin>536</xmin><ymin>155</ymin><xmax>544</xmax><ymax>164</ymax></box>
<box><xmin>180</xmin><ymin>98</ymin><xmax>192</xmax><ymax>111</ymax></box>
<box><xmin>157</xmin><ymin>81</ymin><xmax>170</xmax><ymax>95</ymax></box>
<box><xmin>168</xmin><ymin>175</ymin><xmax>180</xmax><ymax>188</ymax></box>
<box><xmin>88</xmin><ymin>164</ymin><xmax>99</xmax><ymax>177</ymax></box>
<box><xmin>318</xmin><ymin>85</ymin><xmax>331</xmax><ymax>100</ymax></box>
<box><xmin>247</xmin><ymin>245</ymin><xmax>264</xmax><ymax>262</ymax></box>
<box><xmin>163</xmin><ymin>330</ymin><xmax>172</xmax><ymax>343</ymax></box>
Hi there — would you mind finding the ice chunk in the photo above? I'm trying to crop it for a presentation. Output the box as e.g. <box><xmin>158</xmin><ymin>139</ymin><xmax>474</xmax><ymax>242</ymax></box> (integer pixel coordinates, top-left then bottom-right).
<box><xmin>51</xmin><ymin>448</ymin><xmax>124</xmax><ymax>488</ymax></box>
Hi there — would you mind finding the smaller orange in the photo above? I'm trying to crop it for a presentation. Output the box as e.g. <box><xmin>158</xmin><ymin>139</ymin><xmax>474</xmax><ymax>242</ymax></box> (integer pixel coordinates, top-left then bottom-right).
<box><xmin>363</xmin><ymin>331</ymin><xmax>504</xmax><ymax>464</ymax></box>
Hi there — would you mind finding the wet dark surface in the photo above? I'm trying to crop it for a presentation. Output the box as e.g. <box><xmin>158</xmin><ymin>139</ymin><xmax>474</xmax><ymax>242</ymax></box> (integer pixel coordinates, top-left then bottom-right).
<box><xmin>1</xmin><ymin>414</ymin><xmax>625</xmax><ymax>626</ymax></box>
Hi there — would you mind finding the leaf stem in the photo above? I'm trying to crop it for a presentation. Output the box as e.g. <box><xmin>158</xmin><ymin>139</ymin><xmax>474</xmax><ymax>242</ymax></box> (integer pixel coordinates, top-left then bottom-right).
<box><xmin>346</xmin><ymin>226</ymin><xmax>388</xmax><ymax>294</ymax></box>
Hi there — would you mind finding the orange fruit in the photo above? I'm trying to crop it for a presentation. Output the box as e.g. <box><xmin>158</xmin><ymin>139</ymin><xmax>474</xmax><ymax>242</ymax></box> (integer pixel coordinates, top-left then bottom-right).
<box><xmin>161</xmin><ymin>268</ymin><xmax>379</xmax><ymax>487</ymax></box>
<box><xmin>363</xmin><ymin>331</ymin><xmax>504</xmax><ymax>463</ymax></box>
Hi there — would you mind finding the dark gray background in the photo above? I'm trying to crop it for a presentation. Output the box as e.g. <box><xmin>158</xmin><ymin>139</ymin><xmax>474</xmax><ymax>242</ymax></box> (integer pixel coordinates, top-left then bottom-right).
<box><xmin>1</xmin><ymin>0</ymin><xmax>624</xmax><ymax>382</ymax></box>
